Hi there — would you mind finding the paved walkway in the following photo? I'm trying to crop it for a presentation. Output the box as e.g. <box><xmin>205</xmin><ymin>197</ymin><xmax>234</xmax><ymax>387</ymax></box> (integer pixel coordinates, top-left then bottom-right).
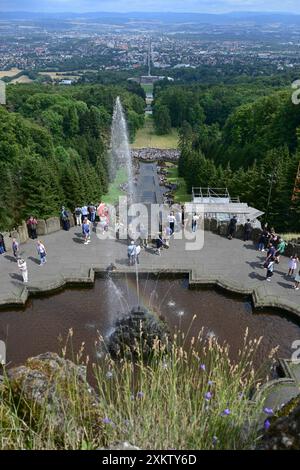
<box><xmin>0</xmin><ymin>227</ymin><xmax>299</xmax><ymax>317</ymax></box>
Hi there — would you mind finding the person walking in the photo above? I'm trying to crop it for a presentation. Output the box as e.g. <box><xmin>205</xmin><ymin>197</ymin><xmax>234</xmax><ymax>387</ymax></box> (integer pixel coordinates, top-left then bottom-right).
<box><xmin>275</xmin><ymin>238</ymin><xmax>287</xmax><ymax>264</ymax></box>
<box><xmin>293</xmin><ymin>269</ymin><xmax>300</xmax><ymax>291</ymax></box>
<box><xmin>181</xmin><ymin>205</ymin><xmax>185</xmax><ymax>227</ymax></box>
<box><xmin>12</xmin><ymin>238</ymin><xmax>19</xmax><ymax>259</ymax></box>
<box><xmin>0</xmin><ymin>233</ymin><xmax>6</xmax><ymax>254</ymax></box>
<box><xmin>243</xmin><ymin>219</ymin><xmax>252</xmax><ymax>242</ymax></box>
<box><xmin>81</xmin><ymin>205</ymin><xmax>89</xmax><ymax>223</ymax></box>
<box><xmin>74</xmin><ymin>206</ymin><xmax>82</xmax><ymax>227</ymax></box>
<box><xmin>155</xmin><ymin>234</ymin><xmax>163</xmax><ymax>256</ymax></box>
<box><xmin>258</xmin><ymin>229</ymin><xmax>269</xmax><ymax>252</ymax></box>
<box><xmin>266</xmin><ymin>243</ymin><xmax>276</xmax><ymax>262</ymax></box>
<box><xmin>82</xmin><ymin>218</ymin><xmax>91</xmax><ymax>245</ymax></box>
<box><xmin>288</xmin><ymin>255</ymin><xmax>299</xmax><ymax>277</ymax></box>
<box><xmin>26</xmin><ymin>216</ymin><xmax>38</xmax><ymax>239</ymax></box>
<box><xmin>17</xmin><ymin>258</ymin><xmax>28</xmax><ymax>283</ymax></box>
<box><xmin>37</xmin><ymin>240</ymin><xmax>47</xmax><ymax>266</ymax></box>
<box><xmin>266</xmin><ymin>257</ymin><xmax>275</xmax><ymax>282</ymax></box>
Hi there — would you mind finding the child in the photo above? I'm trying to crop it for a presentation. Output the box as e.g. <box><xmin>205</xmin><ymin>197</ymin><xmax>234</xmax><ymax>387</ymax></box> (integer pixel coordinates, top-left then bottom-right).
<box><xmin>266</xmin><ymin>257</ymin><xmax>275</xmax><ymax>282</ymax></box>
<box><xmin>17</xmin><ymin>258</ymin><xmax>28</xmax><ymax>283</ymax></box>
<box><xmin>288</xmin><ymin>255</ymin><xmax>299</xmax><ymax>277</ymax></box>
<box><xmin>294</xmin><ymin>270</ymin><xmax>300</xmax><ymax>291</ymax></box>
<box><xmin>37</xmin><ymin>240</ymin><xmax>47</xmax><ymax>265</ymax></box>
<box><xmin>82</xmin><ymin>218</ymin><xmax>91</xmax><ymax>245</ymax></box>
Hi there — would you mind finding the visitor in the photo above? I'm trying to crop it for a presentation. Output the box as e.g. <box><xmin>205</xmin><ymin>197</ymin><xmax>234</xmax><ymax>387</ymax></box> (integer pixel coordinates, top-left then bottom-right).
<box><xmin>227</xmin><ymin>216</ymin><xmax>237</xmax><ymax>240</ymax></box>
<box><xmin>192</xmin><ymin>213</ymin><xmax>199</xmax><ymax>233</ymax></box>
<box><xmin>155</xmin><ymin>234</ymin><xmax>163</xmax><ymax>256</ymax></box>
<box><xmin>81</xmin><ymin>205</ymin><xmax>89</xmax><ymax>223</ymax></box>
<box><xmin>163</xmin><ymin>225</ymin><xmax>172</xmax><ymax>247</ymax></box>
<box><xmin>243</xmin><ymin>219</ymin><xmax>252</xmax><ymax>242</ymax></box>
<box><xmin>258</xmin><ymin>230</ymin><xmax>268</xmax><ymax>252</ymax></box>
<box><xmin>128</xmin><ymin>240</ymin><xmax>136</xmax><ymax>265</ymax></box>
<box><xmin>275</xmin><ymin>238</ymin><xmax>287</xmax><ymax>264</ymax></box>
<box><xmin>294</xmin><ymin>269</ymin><xmax>300</xmax><ymax>291</ymax></box>
<box><xmin>97</xmin><ymin>201</ymin><xmax>105</xmax><ymax>218</ymax></box>
<box><xmin>37</xmin><ymin>240</ymin><xmax>47</xmax><ymax>266</ymax></box>
<box><xmin>181</xmin><ymin>205</ymin><xmax>185</xmax><ymax>227</ymax></box>
<box><xmin>17</xmin><ymin>258</ymin><xmax>28</xmax><ymax>284</ymax></box>
<box><xmin>265</xmin><ymin>243</ymin><xmax>276</xmax><ymax>262</ymax></box>
<box><xmin>168</xmin><ymin>212</ymin><xmax>176</xmax><ymax>235</ymax></box>
<box><xmin>88</xmin><ymin>203</ymin><xmax>96</xmax><ymax>223</ymax></box>
<box><xmin>74</xmin><ymin>206</ymin><xmax>82</xmax><ymax>227</ymax></box>
<box><xmin>0</xmin><ymin>233</ymin><xmax>6</xmax><ymax>254</ymax></box>
<box><xmin>288</xmin><ymin>254</ymin><xmax>299</xmax><ymax>277</ymax></box>
<box><xmin>266</xmin><ymin>257</ymin><xmax>275</xmax><ymax>282</ymax></box>
<box><xmin>12</xmin><ymin>238</ymin><xmax>19</xmax><ymax>259</ymax></box>
<box><xmin>136</xmin><ymin>244</ymin><xmax>141</xmax><ymax>265</ymax></box>
<box><xmin>61</xmin><ymin>207</ymin><xmax>70</xmax><ymax>231</ymax></box>
<box><xmin>26</xmin><ymin>215</ymin><xmax>38</xmax><ymax>239</ymax></box>
<box><xmin>82</xmin><ymin>218</ymin><xmax>91</xmax><ymax>245</ymax></box>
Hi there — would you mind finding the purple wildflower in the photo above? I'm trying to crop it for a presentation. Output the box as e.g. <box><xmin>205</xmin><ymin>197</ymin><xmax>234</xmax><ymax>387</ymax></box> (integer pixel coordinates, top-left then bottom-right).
<box><xmin>200</xmin><ymin>364</ymin><xmax>206</xmax><ymax>371</ymax></box>
<box><xmin>205</xmin><ymin>392</ymin><xmax>212</xmax><ymax>401</ymax></box>
<box><xmin>137</xmin><ymin>391</ymin><xmax>144</xmax><ymax>399</ymax></box>
<box><xmin>222</xmin><ymin>408</ymin><xmax>231</xmax><ymax>416</ymax></box>
<box><xmin>263</xmin><ymin>407</ymin><xmax>274</xmax><ymax>415</ymax></box>
<box><xmin>103</xmin><ymin>417</ymin><xmax>112</xmax><ymax>425</ymax></box>
<box><xmin>106</xmin><ymin>371</ymin><xmax>113</xmax><ymax>379</ymax></box>
<box><xmin>264</xmin><ymin>419</ymin><xmax>271</xmax><ymax>431</ymax></box>
<box><xmin>208</xmin><ymin>380</ymin><xmax>214</xmax><ymax>386</ymax></box>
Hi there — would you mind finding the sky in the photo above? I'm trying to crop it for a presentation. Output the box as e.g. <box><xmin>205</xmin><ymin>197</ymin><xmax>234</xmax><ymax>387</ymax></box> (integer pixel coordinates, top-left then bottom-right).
<box><xmin>1</xmin><ymin>0</ymin><xmax>300</xmax><ymax>14</ymax></box>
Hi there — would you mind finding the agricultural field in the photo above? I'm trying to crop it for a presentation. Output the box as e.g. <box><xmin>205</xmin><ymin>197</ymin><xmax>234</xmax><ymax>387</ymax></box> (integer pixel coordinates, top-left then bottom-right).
<box><xmin>0</xmin><ymin>68</ymin><xmax>23</xmax><ymax>78</ymax></box>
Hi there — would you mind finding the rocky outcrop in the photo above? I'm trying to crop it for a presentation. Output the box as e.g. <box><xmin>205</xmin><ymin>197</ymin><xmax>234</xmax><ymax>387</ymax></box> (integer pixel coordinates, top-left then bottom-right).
<box><xmin>108</xmin><ymin>306</ymin><xmax>171</xmax><ymax>360</ymax></box>
<box><xmin>258</xmin><ymin>399</ymin><xmax>300</xmax><ymax>450</ymax></box>
<box><xmin>6</xmin><ymin>352</ymin><xmax>105</xmax><ymax>444</ymax></box>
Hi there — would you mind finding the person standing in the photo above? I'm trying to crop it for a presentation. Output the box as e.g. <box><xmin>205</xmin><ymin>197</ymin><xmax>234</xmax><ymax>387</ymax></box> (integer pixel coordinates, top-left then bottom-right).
<box><xmin>181</xmin><ymin>205</ymin><xmax>185</xmax><ymax>227</ymax></box>
<box><xmin>227</xmin><ymin>216</ymin><xmax>237</xmax><ymax>240</ymax></box>
<box><xmin>168</xmin><ymin>212</ymin><xmax>176</xmax><ymax>235</ymax></box>
<box><xmin>275</xmin><ymin>239</ymin><xmax>287</xmax><ymax>264</ymax></box>
<box><xmin>37</xmin><ymin>240</ymin><xmax>47</xmax><ymax>265</ymax></box>
<box><xmin>26</xmin><ymin>216</ymin><xmax>38</xmax><ymax>239</ymax></box>
<box><xmin>288</xmin><ymin>255</ymin><xmax>299</xmax><ymax>277</ymax></box>
<box><xmin>12</xmin><ymin>238</ymin><xmax>19</xmax><ymax>259</ymax></box>
<box><xmin>155</xmin><ymin>234</ymin><xmax>163</xmax><ymax>256</ymax></box>
<box><xmin>82</xmin><ymin>218</ymin><xmax>91</xmax><ymax>245</ymax></box>
<box><xmin>74</xmin><ymin>206</ymin><xmax>82</xmax><ymax>227</ymax></box>
<box><xmin>128</xmin><ymin>240</ymin><xmax>136</xmax><ymax>265</ymax></box>
<box><xmin>81</xmin><ymin>205</ymin><xmax>89</xmax><ymax>223</ymax></box>
<box><xmin>61</xmin><ymin>207</ymin><xmax>70</xmax><ymax>231</ymax></box>
<box><xmin>258</xmin><ymin>230</ymin><xmax>268</xmax><ymax>252</ymax></box>
<box><xmin>17</xmin><ymin>258</ymin><xmax>28</xmax><ymax>283</ymax></box>
<box><xmin>243</xmin><ymin>219</ymin><xmax>252</xmax><ymax>242</ymax></box>
<box><xmin>0</xmin><ymin>233</ymin><xmax>6</xmax><ymax>254</ymax></box>
<box><xmin>88</xmin><ymin>204</ymin><xmax>96</xmax><ymax>224</ymax></box>
<box><xmin>192</xmin><ymin>213</ymin><xmax>199</xmax><ymax>233</ymax></box>
<box><xmin>266</xmin><ymin>243</ymin><xmax>276</xmax><ymax>262</ymax></box>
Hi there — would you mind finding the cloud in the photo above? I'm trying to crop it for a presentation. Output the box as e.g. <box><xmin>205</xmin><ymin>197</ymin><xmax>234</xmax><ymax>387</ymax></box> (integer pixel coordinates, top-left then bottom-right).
<box><xmin>1</xmin><ymin>0</ymin><xmax>300</xmax><ymax>13</ymax></box>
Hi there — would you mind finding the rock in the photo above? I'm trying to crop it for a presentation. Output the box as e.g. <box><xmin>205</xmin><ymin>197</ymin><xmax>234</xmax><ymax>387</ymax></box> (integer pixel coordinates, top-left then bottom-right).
<box><xmin>46</xmin><ymin>217</ymin><xmax>61</xmax><ymax>234</ymax></box>
<box><xmin>18</xmin><ymin>221</ymin><xmax>29</xmax><ymax>244</ymax></box>
<box><xmin>7</xmin><ymin>352</ymin><xmax>105</xmax><ymax>443</ymax></box>
<box><xmin>258</xmin><ymin>401</ymin><xmax>300</xmax><ymax>450</ymax></box>
<box><xmin>108</xmin><ymin>306</ymin><xmax>171</xmax><ymax>360</ymax></box>
<box><xmin>37</xmin><ymin>219</ymin><xmax>47</xmax><ymax>236</ymax></box>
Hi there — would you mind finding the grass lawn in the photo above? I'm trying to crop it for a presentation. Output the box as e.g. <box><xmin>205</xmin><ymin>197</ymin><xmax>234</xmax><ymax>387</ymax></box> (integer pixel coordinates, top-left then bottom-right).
<box><xmin>141</xmin><ymin>83</ymin><xmax>154</xmax><ymax>95</ymax></box>
<box><xmin>132</xmin><ymin>116</ymin><xmax>178</xmax><ymax>149</ymax></box>
<box><xmin>166</xmin><ymin>165</ymin><xmax>191</xmax><ymax>203</ymax></box>
<box><xmin>102</xmin><ymin>167</ymin><xmax>127</xmax><ymax>205</ymax></box>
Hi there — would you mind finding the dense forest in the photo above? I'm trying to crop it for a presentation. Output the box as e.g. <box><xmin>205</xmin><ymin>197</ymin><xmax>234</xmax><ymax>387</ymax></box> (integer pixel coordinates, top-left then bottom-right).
<box><xmin>0</xmin><ymin>83</ymin><xmax>145</xmax><ymax>230</ymax></box>
<box><xmin>153</xmin><ymin>80</ymin><xmax>300</xmax><ymax>231</ymax></box>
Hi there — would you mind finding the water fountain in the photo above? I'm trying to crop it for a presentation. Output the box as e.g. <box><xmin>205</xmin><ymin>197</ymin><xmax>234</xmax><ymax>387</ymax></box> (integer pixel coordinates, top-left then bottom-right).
<box><xmin>110</xmin><ymin>96</ymin><xmax>135</xmax><ymax>201</ymax></box>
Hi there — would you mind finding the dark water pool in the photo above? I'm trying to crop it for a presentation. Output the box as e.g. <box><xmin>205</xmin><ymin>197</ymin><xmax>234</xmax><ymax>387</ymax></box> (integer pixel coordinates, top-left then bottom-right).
<box><xmin>0</xmin><ymin>275</ymin><xmax>299</xmax><ymax>371</ymax></box>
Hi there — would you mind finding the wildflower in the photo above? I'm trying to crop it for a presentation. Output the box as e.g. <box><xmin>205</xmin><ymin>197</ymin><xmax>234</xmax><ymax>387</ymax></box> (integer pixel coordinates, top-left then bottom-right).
<box><xmin>130</xmin><ymin>394</ymin><xmax>135</xmax><ymax>401</ymax></box>
<box><xmin>205</xmin><ymin>392</ymin><xmax>212</xmax><ymax>401</ymax></box>
<box><xmin>263</xmin><ymin>407</ymin><xmax>274</xmax><ymax>415</ymax></box>
<box><xmin>103</xmin><ymin>417</ymin><xmax>112</xmax><ymax>425</ymax></box>
<box><xmin>106</xmin><ymin>371</ymin><xmax>113</xmax><ymax>379</ymax></box>
<box><xmin>212</xmin><ymin>436</ymin><xmax>218</xmax><ymax>446</ymax></box>
<box><xmin>162</xmin><ymin>362</ymin><xmax>168</xmax><ymax>370</ymax></box>
<box><xmin>208</xmin><ymin>380</ymin><xmax>214</xmax><ymax>386</ymax></box>
<box><xmin>264</xmin><ymin>419</ymin><xmax>271</xmax><ymax>431</ymax></box>
<box><xmin>137</xmin><ymin>391</ymin><xmax>144</xmax><ymax>399</ymax></box>
<box><xmin>222</xmin><ymin>408</ymin><xmax>231</xmax><ymax>416</ymax></box>
<box><xmin>199</xmin><ymin>364</ymin><xmax>206</xmax><ymax>371</ymax></box>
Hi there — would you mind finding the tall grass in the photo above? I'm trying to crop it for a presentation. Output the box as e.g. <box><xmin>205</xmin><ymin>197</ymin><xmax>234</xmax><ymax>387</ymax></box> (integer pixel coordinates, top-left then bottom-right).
<box><xmin>0</xmin><ymin>328</ymin><xmax>273</xmax><ymax>450</ymax></box>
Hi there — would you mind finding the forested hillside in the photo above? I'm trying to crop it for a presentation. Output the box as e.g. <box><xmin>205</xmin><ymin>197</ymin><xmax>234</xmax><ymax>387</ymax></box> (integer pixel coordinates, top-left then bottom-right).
<box><xmin>0</xmin><ymin>84</ymin><xmax>145</xmax><ymax>230</ymax></box>
<box><xmin>154</xmin><ymin>81</ymin><xmax>300</xmax><ymax>231</ymax></box>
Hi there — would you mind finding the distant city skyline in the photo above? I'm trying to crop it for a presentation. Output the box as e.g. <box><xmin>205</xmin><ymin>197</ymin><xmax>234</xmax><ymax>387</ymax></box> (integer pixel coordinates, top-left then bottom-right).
<box><xmin>2</xmin><ymin>0</ymin><xmax>300</xmax><ymax>14</ymax></box>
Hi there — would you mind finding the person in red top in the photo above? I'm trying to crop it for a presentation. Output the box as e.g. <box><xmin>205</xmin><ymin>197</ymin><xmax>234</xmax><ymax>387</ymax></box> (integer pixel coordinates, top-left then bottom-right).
<box><xmin>26</xmin><ymin>216</ymin><xmax>38</xmax><ymax>239</ymax></box>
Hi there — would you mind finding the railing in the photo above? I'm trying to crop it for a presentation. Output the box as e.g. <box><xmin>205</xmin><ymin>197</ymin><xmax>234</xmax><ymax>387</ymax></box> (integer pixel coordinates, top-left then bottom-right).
<box><xmin>192</xmin><ymin>187</ymin><xmax>240</xmax><ymax>203</ymax></box>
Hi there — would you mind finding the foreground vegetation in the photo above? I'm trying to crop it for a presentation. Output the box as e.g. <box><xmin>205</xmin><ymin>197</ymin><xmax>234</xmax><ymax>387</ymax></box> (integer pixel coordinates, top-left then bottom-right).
<box><xmin>0</xmin><ymin>328</ymin><xmax>273</xmax><ymax>450</ymax></box>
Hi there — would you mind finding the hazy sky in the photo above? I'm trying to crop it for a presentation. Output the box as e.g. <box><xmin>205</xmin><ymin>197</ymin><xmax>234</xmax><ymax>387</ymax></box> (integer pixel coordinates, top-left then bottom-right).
<box><xmin>1</xmin><ymin>0</ymin><xmax>300</xmax><ymax>13</ymax></box>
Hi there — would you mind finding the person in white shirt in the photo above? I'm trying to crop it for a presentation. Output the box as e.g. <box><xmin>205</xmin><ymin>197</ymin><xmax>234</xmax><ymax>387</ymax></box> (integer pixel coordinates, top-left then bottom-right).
<box><xmin>192</xmin><ymin>213</ymin><xmax>200</xmax><ymax>232</ymax></box>
<box><xmin>135</xmin><ymin>244</ymin><xmax>141</xmax><ymax>264</ymax></box>
<box><xmin>168</xmin><ymin>212</ymin><xmax>176</xmax><ymax>235</ymax></box>
<box><xmin>17</xmin><ymin>258</ymin><xmax>28</xmax><ymax>283</ymax></box>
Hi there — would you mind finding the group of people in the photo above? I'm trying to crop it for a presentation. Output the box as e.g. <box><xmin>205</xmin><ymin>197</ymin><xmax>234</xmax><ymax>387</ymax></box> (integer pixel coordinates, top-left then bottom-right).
<box><xmin>13</xmin><ymin>238</ymin><xmax>47</xmax><ymax>284</ymax></box>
